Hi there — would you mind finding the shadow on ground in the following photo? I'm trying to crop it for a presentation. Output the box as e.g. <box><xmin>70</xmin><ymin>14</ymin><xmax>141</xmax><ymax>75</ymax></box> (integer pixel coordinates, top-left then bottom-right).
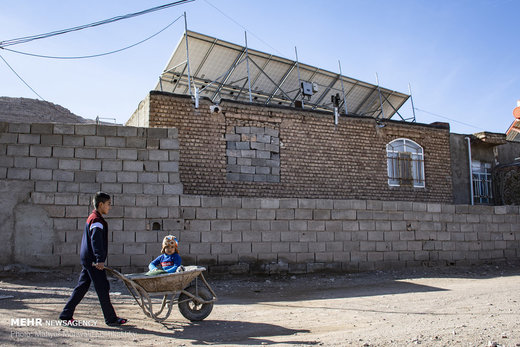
<box><xmin>161</xmin><ymin>319</ymin><xmax>314</xmax><ymax>345</ymax></box>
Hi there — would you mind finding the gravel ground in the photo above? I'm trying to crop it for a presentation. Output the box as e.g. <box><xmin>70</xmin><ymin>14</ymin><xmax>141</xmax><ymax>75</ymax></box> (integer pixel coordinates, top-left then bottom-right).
<box><xmin>1</xmin><ymin>262</ymin><xmax>520</xmax><ymax>347</ymax></box>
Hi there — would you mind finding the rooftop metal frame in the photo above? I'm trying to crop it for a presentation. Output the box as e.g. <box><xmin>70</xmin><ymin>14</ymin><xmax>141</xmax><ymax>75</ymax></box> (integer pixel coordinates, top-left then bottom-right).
<box><xmin>156</xmin><ymin>30</ymin><xmax>413</xmax><ymax>121</ymax></box>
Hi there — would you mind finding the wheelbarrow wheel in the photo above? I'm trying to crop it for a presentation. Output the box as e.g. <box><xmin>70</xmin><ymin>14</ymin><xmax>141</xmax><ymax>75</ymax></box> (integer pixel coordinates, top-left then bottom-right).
<box><xmin>178</xmin><ymin>285</ymin><xmax>213</xmax><ymax>321</ymax></box>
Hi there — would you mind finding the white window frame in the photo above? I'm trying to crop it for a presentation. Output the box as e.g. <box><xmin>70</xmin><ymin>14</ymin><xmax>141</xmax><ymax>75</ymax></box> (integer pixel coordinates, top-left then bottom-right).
<box><xmin>386</xmin><ymin>138</ymin><xmax>425</xmax><ymax>188</ymax></box>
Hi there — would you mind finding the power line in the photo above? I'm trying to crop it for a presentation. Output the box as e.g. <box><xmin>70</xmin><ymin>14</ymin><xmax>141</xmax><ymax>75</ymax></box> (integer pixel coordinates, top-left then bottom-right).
<box><xmin>0</xmin><ymin>0</ymin><xmax>193</xmax><ymax>48</ymax></box>
<box><xmin>414</xmin><ymin>107</ymin><xmax>484</xmax><ymax>131</ymax></box>
<box><xmin>202</xmin><ymin>0</ymin><xmax>285</xmax><ymax>56</ymax></box>
<box><xmin>2</xmin><ymin>15</ymin><xmax>183</xmax><ymax>60</ymax></box>
<box><xmin>0</xmin><ymin>55</ymin><xmax>45</xmax><ymax>100</ymax></box>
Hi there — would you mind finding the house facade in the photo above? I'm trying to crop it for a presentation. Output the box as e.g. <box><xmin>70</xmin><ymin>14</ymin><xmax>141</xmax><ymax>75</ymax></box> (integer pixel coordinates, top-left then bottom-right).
<box><xmin>127</xmin><ymin>91</ymin><xmax>453</xmax><ymax>203</ymax></box>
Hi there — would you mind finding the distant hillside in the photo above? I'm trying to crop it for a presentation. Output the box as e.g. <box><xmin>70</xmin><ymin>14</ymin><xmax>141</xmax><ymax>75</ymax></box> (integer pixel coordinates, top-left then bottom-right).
<box><xmin>0</xmin><ymin>97</ymin><xmax>92</xmax><ymax>124</ymax></box>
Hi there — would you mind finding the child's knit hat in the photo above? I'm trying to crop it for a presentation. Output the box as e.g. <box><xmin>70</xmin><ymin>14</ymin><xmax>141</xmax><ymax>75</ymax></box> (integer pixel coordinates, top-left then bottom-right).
<box><xmin>161</xmin><ymin>235</ymin><xmax>178</xmax><ymax>254</ymax></box>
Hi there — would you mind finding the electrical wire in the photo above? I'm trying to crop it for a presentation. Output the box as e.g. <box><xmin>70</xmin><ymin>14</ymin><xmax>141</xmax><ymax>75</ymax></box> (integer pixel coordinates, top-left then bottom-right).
<box><xmin>202</xmin><ymin>0</ymin><xmax>285</xmax><ymax>57</ymax></box>
<box><xmin>0</xmin><ymin>0</ymin><xmax>193</xmax><ymax>48</ymax></box>
<box><xmin>0</xmin><ymin>54</ymin><xmax>45</xmax><ymax>100</ymax></box>
<box><xmin>414</xmin><ymin>107</ymin><xmax>484</xmax><ymax>131</ymax></box>
<box><xmin>1</xmin><ymin>15</ymin><xmax>183</xmax><ymax>60</ymax></box>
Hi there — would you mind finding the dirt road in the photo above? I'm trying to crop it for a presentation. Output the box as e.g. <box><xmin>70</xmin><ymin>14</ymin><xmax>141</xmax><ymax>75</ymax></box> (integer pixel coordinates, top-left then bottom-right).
<box><xmin>1</xmin><ymin>263</ymin><xmax>519</xmax><ymax>346</ymax></box>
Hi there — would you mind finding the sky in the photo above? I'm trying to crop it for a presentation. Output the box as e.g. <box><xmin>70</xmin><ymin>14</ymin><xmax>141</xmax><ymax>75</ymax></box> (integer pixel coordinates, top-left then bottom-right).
<box><xmin>0</xmin><ymin>0</ymin><xmax>518</xmax><ymax>134</ymax></box>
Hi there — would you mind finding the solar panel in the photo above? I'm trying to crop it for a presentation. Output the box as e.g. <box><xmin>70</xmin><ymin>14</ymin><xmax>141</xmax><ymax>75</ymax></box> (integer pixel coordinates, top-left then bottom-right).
<box><xmin>156</xmin><ymin>31</ymin><xmax>410</xmax><ymax>120</ymax></box>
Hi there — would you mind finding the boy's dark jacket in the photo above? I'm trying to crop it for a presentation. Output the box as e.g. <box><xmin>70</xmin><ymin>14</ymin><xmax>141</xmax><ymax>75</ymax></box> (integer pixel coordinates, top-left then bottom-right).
<box><xmin>80</xmin><ymin>209</ymin><xmax>108</xmax><ymax>266</ymax></box>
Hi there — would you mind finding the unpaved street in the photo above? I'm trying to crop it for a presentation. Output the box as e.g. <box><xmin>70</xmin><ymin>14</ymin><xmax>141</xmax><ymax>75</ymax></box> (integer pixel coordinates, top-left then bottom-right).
<box><xmin>1</xmin><ymin>263</ymin><xmax>520</xmax><ymax>346</ymax></box>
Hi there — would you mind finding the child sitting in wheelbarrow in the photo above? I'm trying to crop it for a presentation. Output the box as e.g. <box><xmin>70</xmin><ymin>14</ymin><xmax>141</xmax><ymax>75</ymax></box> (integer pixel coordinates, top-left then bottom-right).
<box><xmin>147</xmin><ymin>235</ymin><xmax>182</xmax><ymax>275</ymax></box>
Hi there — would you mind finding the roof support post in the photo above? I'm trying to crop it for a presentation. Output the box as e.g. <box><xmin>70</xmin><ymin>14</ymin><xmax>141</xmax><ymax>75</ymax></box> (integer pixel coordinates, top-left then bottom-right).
<box><xmin>408</xmin><ymin>83</ymin><xmax>417</xmax><ymax>122</ymax></box>
<box><xmin>183</xmin><ymin>12</ymin><xmax>192</xmax><ymax>96</ymax></box>
<box><xmin>338</xmin><ymin>60</ymin><xmax>348</xmax><ymax>115</ymax></box>
<box><xmin>375</xmin><ymin>72</ymin><xmax>385</xmax><ymax>119</ymax></box>
<box><xmin>295</xmin><ymin>47</ymin><xmax>303</xmax><ymax>107</ymax></box>
<box><xmin>245</xmin><ymin>31</ymin><xmax>253</xmax><ymax>103</ymax></box>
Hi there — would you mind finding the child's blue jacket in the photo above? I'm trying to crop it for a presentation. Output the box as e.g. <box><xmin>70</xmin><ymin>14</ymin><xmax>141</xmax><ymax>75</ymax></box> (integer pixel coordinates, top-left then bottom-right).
<box><xmin>148</xmin><ymin>253</ymin><xmax>181</xmax><ymax>273</ymax></box>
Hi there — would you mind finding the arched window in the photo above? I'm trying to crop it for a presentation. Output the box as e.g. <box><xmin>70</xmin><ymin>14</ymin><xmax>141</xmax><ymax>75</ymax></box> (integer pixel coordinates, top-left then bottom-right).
<box><xmin>386</xmin><ymin>138</ymin><xmax>425</xmax><ymax>188</ymax></box>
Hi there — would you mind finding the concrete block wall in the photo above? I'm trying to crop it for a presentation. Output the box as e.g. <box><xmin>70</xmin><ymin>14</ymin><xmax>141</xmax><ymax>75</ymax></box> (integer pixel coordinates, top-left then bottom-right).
<box><xmin>0</xmin><ymin>122</ymin><xmax>182</xmax><ymax>272</ymax></box>
<box><xmin>1</xmin><ymin>121</ymin><xmax>518</xmax><ymax>274</ymax></box>
<box><xmin>176</xmin><ymin>196</ymin><xmax>520</xmax><ymax>274</ymax></box>
<box><xmin>130</xmin><ymin>91</ymin><xmax>453</xmax><ymax>202</ymax></box>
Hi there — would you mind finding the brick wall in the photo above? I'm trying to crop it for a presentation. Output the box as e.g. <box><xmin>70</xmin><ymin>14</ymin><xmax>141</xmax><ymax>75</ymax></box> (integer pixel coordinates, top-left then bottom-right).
<box><xmin>0</xmin><ymin>122</ymin><xmax>182</xmax><ymax>272</ymax></box>
<box><xmin>133</xmin><ymin>91</ymin><xmax>453</xmax><ymax>202</ymax></box>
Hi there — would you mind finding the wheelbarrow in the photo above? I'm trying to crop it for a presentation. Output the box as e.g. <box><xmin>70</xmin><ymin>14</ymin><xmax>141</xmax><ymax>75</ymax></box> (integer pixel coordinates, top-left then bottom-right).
<box><xmin>105</xmin><ymin>265</ymin><xmax>217</xmax><ymax>322</ymax></box>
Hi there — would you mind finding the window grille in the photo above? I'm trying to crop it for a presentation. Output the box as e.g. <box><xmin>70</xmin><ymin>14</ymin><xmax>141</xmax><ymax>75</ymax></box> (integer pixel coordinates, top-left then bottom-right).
<box><xmin>472</xmin><ymin>161</ymin><xmax>492</xmax><ymax>204</ymax></box>
<box><xmin>387</xmin><ymin>138</ymin><xmax>425</xmax><ymax>188</ymax></box>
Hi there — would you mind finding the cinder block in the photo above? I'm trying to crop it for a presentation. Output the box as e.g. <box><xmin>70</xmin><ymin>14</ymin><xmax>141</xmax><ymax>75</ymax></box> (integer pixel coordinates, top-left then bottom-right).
<box><xmin>237</xmin><ymin>209</ymin><xmax>256</xmax><ymax>219</ymax></box>
<box><xmin>242</xmin><ymin>231</ymin><xmax>262</xmax><ymax>242</ymax></box>
<box><xmin>122</xmin><ymin>161</ymin><xmax>144</xmax><ymax>172</ymax></box>
<box><xmin>124</xmin><ymin>243</ymin><xmax>145</xmax><ymax>255</ymax></box>
<box><xmin>106</xmin><ymin>137</ymin><xmax>125</xmax><ymax>147</ymax></box>
<box><xmin>190</xmin><ymin>243</ymin><xmax>211</xmax><ymax>255</ymax></box>
<box><xmin>252</xmin><ymin>242</ymin><xmax>272</xmax><ymax>253</ymax></box>
<box><xmin>41</xmin><ymin>134</ymin><xmax>62</xmax><ymax>146</ymax></box>
<box><xmin>158</xmin><ymin>195</ymin><xmax>179</xmax><ymax>207</ymax></box>
<box><xmin>146</xmin><ymin>207</ymin><xmax>168</xmax><ymax>218</ymax></box>
<box><xmin>342</xmin><ymin>221</ymin><xmax>359</xmax><ymax>231</ymax></box>
<box><xmin>113</xmin><ymin>231</ymin><xmax>136</xmax><ymax>243</ymax></box>
<box><xmin>65</xmin><ymin>230</ymin><xmax>82</xmax><ymax>243</ymax></box>
<box><xmin>221</xmin><ymin>197</ymin><xmax>242</xmax><ymax>208</ymax></box>
<box><xmin>74</xmin><ymin>124</ymin><xmax>96</xmax><ymax>135</ymax></box>
<box><xmin>96</xmin><ymin>148</ymin><xmax>117</xmax><ymax>159</ymax></box>
<box><xmin>271</xmin><ymin>242</ymin><xmax>290</xmax><ymax>253</ymax></box>
<box><xmin>138</xmin><ymin>172</ymin><xmax>158</xmax><ymax>183</ymax></box>
<box><xmin>101</xmin><ymin>160</ymin><xmax>122</xmax><ymax>171</ymax></box>
<box><xmin>217</xmin><ymin>208</ymin><xmax>237</xmax><ymax>219</ymax></box>
<box><xmin>211</xmin><ymin>243</ymin><xmax>231</xmax><ymax>254</ymax></box>
<box><xmin>180</xmin><ymin>230</ymin><xmax>201</xmax><ymax>242</ymax></box>
<box><xmin>148</xmin><ymin>150</ymin><xmax>168</xmax><ymax>161</ymax></box>
<box><xmin>261</xmin><ymin>231</ymin><xmax>280</xmax><ymax>242</ymax></box>
<box><xmin>29</xmin><ymin>145</ymin><xmax>52</xmax><ymax>157</ymax></box>
<box><xmin>18</xmin><ymin>134</ymin><xmax>40</xmax><ymax>144</ymax></box>
<box><xmin>331</xmin><ymin>210</ymin><xmax>356</xmax><ymax>220</ymax></box>
<box><xmin>231</xmin><ymin>220</ymin><xmax>251</xmax><ymax>231</ymax></box>
<box><xmin>160</xmin><ymin>138</ymin><xmax>179</xmax><ymax>150</ymax></box>
<box><xmin>359</xmin><ymin>241</ymin><xmax>376</xmax><ymax>251</ymax></box>
<box><xmin>222</xmin><ymin>231</ymin><xmax>242</xmax><ymax>242</ymax></box>
<box><xmin>181</xmin><ymin>195</ymin><xmax>201</xmax><ymax>207</ymax></box>
<box><xmin>7</xmin><ymin>144</ymin><xmax>30</xmax><ymax>157</ymax></box>
<box><xmin>211</xmin><ymin>220</ymin><xmax>231</xmax><ymax>231</ymax></box>
<box><xmin>6</xmin><ymin>167</ymin><xmax>29</xmax><ymax>179</ymax></box>
<box><xmin>298</xmin><ymin>199</ymin><xmax>316</xmax><ymax>209</ymax></box>
<box><xmin>79</xmin><ymin>183</ymin><xmax>101</xmax><ymax>193</ymax></box>
<box><xmin>117</xmin><ymin>171</ymin><xmax>137</xmax><ymax>183</ymax></box>
<box><xmin>59</xmin><ymin>159</ymin><xmax>80</xmax><ymax>170</ymax></box>
<box><xmin>117</xmin><ymin>149</ymin><xmax>138</xmax><ymax>160</ymax></box>
<box><xmin>289</xmin><ymin>220</ymin><xmax>307</xmax><ymax>231</ymax></box>
<box><xmin>312</xmin><ymin>210</ymin><xmax>330</xmax><ymax>220</ymax></box>
<box><xmin>254</xmin><ymin>209</ymin><xmax>273</xmax><ymax>220</ymax></box>
<box><xmin>359</xmin><ymin>220</ymin><xmax>375</xmax><ymax>231</ymax></box>
<box><xmin>35</xmin><ymin>180</ymin><xmax>57</xmax><ymax>192</ymax></box>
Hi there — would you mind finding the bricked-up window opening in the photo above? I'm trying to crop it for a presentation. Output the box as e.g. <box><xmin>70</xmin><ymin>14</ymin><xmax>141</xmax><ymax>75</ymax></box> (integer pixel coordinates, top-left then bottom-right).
<box><xmin>226</xmin><ymin>126</ymin><xmax>280</xmax><ymax>183</ymax></box>
<box><xmin>472</xmin><ymin>161</ymin><xmax>492</xmax><ymax>204</ymax></box>
<box><xmin>387</xmin><ymin>138</ymin><xmax>425</xmax><ymax>188</ymax></box>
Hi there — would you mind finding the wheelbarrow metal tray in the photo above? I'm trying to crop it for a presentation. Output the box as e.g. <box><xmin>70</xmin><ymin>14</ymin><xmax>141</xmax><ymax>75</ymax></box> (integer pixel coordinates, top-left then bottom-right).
<box><xmin>125</xmin><ymin>266</ymin><xmax>206</xmax><ymax>293</ymax></box>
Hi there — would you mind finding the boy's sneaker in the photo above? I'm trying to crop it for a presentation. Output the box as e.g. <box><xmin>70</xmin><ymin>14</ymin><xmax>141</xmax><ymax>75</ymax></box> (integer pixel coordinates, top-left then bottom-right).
<box><xmin>107</xmin><ymin>317</ymin><xmax>128</xmax><ymax>326</ymax></box>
